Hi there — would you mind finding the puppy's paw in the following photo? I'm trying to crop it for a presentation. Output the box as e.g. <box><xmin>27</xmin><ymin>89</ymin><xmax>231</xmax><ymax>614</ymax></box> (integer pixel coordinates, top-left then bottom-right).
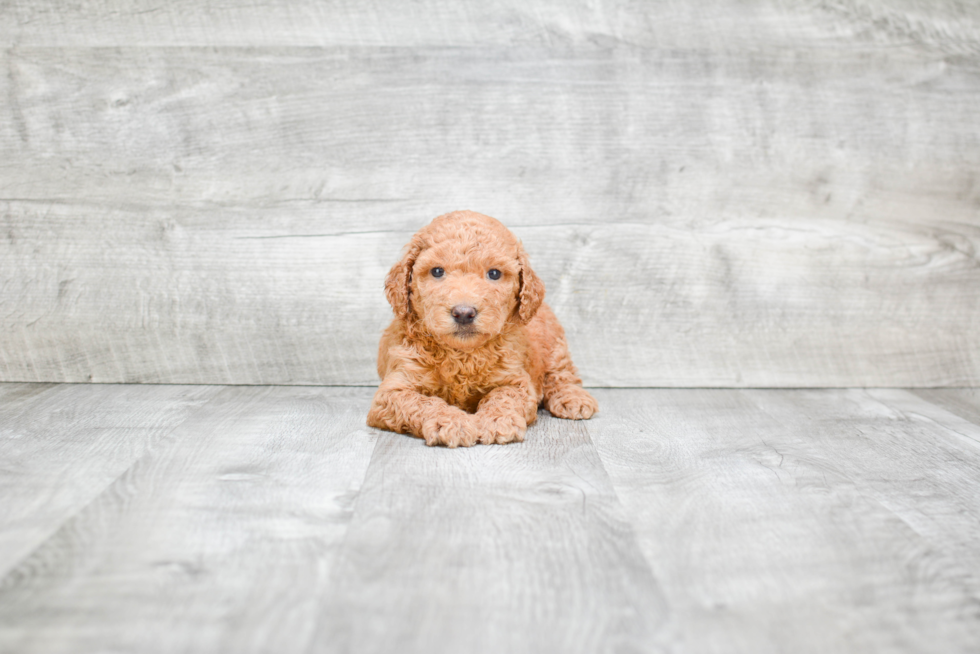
<box><xmin>477</xmin><ymin>413</ymin><xmax>527</xmax><ymax>445</ymax></box>
<box><xmin>546</xmin><ymin>385</ymin><xmax>598</xmax><ymax>420</ymax></box>
<box><xmin>421</xmin><ymin>412</ymin><xmax>478</xmax><ymax>448</ymax></box>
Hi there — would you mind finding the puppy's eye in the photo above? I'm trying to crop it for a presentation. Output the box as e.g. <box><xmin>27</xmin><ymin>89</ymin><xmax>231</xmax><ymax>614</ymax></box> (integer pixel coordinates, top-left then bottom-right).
<box><xmin>430</xmin><ymin>267</ymin><xmax>445</xmax><ymax>278</ymax></box>
<box><xmin>487</xmin><ymin>269</ymin><xmax>502</xmax><ymax>281</ymax></box>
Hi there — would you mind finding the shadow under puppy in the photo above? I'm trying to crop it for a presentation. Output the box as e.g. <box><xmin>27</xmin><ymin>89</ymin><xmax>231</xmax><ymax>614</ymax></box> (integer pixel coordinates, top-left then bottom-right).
<box><xmin>368</xmin><ymin>210</ymin><xmax>598</xmax><ymax>447</ymax></box>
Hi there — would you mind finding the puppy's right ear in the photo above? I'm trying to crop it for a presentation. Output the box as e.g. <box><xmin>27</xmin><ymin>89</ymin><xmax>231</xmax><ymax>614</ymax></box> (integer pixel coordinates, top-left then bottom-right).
<box><xmin>384</xmin><ymin>233</ymin><xmax>425</xmax><ymax>321</ymax></box>
<box><xmin>515</xmin><ymin>240</ymin><xmax>545</xmax><ymax>324</ymax></box>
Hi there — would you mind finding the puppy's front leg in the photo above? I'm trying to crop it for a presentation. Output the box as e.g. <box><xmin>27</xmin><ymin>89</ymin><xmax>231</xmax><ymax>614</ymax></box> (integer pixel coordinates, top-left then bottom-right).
<box><xmin>368</xmin><ymin>374</ymin><xmax>478</xmax><ymax>448</ymax></box>
<box><xmin>475</xmin><ymin>377</ymin><xmax>538</xmax><ymax>445</ymax></box>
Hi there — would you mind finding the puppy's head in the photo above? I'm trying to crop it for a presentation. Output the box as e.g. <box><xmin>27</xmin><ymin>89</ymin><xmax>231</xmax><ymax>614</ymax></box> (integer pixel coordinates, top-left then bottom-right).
<box><xmin>384</xmin><ymin>210</ymin><xmax>544</xmax><ymax>350</ymax></box>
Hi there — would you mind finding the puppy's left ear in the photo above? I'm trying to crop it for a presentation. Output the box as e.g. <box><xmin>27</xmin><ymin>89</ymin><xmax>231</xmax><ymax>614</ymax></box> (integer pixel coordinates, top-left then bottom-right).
<box><xmin>516</xmin><ymin>241</ymin><xmax>545</xmax><ymax>324</ymax></box>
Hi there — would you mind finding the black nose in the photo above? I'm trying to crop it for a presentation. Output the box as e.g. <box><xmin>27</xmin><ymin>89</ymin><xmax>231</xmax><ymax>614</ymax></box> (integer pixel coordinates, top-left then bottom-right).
<box><xmin>451</xmin><ymin>305</ymin><xmax>478</xmax><ymax>325</ymax></box>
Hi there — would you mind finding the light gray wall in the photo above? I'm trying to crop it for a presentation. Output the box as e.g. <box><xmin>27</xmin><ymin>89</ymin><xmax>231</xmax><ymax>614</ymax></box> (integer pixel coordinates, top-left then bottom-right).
<box><xmin>2</xmin><ymin>1</ymin><xmax>979</xmax><ymax>386</ymax></box>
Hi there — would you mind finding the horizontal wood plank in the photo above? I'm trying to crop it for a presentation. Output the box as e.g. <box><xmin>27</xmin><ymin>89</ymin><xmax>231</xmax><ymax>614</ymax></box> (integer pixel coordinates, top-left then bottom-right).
<box><xmin>2</xmin><ymin>201</ymin><xmax>978</xmax><ymax>386</ymax></box>
<box><xmin>3</xmin><ymin>46</ymin><xmax>979</xmax><ymax>209</ymax></box>
<box><xmin>4</xmin><ymin>0</ymin><xmax>977</xmax><ymax>49</ymax></box>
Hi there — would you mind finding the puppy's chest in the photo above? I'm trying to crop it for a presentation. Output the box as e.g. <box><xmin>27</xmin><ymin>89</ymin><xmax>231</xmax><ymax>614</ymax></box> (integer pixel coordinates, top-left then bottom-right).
<box><xmin>427</xmin><ymin>356</ymin><xmax>503</xmax><ymax>413</ymax></box>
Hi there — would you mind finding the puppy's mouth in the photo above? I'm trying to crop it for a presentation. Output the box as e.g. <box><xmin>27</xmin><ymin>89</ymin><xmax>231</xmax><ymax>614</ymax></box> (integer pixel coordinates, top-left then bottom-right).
<box><xmin>452</xmin><ymin>326</ymin><xmax>480</xmax><ymax>339</ymax></box>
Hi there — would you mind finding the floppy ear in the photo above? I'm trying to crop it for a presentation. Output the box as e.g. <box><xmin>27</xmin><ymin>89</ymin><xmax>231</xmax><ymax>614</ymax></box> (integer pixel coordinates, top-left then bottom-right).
<box><xmin>384</xmin><ymin>234</ymin><xmax>425</xmax><ymax>321</ymax></box>
<box><xmin>516</xmin><ymin>241</ymin><xmax>545</xmax><ymax>324</ymax></box>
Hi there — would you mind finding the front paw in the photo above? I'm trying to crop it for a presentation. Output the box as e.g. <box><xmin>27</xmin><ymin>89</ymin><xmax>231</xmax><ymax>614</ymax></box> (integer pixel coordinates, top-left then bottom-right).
<box><xmin>421</xmin><ymin>412</ymin><xmax>479</xmax><ymax>448</ymax></box>
<box><xmin>476</xmin><ymin>413</ymin><xmax>527</xmax><ymax>445</ymax></box>
<box><xmin>546</xmin><ymin>385</ymin><xmax>598</xmax><ymax>420</ymax></box>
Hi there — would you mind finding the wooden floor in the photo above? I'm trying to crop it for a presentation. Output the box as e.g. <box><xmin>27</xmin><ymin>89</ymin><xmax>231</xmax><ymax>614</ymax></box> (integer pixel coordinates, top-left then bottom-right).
<box><xmin>1</xmin><ymin>384</ymin><xmax>979</xmax><ymax>653</ymax></box>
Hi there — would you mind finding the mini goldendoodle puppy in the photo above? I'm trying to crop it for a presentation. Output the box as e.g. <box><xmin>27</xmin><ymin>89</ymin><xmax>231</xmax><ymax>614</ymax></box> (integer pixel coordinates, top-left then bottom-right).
<box><xmin>367</xmin><ymin>210</ymin><xmax>598</xmax><ymax>447</ymax></box>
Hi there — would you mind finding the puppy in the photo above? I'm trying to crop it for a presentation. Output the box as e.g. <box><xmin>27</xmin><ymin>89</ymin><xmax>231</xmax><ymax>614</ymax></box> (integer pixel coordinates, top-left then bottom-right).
<box><xmin>367</xmin><ymin>210</ymin><xmax>598</xmax><ymax>447</ymax></box>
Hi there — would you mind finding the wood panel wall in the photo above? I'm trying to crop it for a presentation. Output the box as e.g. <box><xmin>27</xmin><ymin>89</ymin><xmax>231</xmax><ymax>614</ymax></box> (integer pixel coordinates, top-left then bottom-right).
<box><xmin>2</xmin><ymin>1</ymin><xmax>979</xmax><ymax>386</ymax></box>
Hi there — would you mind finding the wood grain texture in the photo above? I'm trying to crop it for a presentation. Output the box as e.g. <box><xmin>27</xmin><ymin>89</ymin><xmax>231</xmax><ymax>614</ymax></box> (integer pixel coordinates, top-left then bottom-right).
<box><xmin>912</xmin><ymin>388</ymin><xmax>980</xmax><ymax>426</ymax></box>
<box><xmin>311</xmin><ymin>413</ymin><xmax>666</xmax><ymax>654</ymax></box>
<box><xmin>0</xmin><ymin>383</ymin><xmax>220</xmax><ymax>576</ymax></box>
<box><xmin>2</xmin><ymin>2</ymin><xmax>980</xmax><ymax>386</ymax></box>
<box><xmin>0</xmin><ymin>384</ymin><xmax>668</xmax><ymax>654</ymax></box>
<box><xmin>3</xmin><ymin>384</ymin><xmax>980</xmax><ymax>652</ymax></box>
<box><xmin>0</xmin><ymin>385</ymin><xmax>378</xmax><ymax>654</ymax></box>
<box><xmin>1</xmin><ymin>201</ymin><xmax>397</xmax><ymax>385</ymax></box>
<box><xmin>1</xmin><ymin>0</ymin><xmax>978</xmax><ymax>51</ymax></box>
<box><xmin>589</xmin><ymin>388</ymin><xmax>980</xmax><ymax>653</ymax></box>
<box><xmin>2</xmin><ymin>200</ymin><xmax>978</xmax><ymax>386</ymax></box>
<box><xmin>4</xmin><ymin>45</ymin><xmax>979</xmax><ymax>208</ymax></box>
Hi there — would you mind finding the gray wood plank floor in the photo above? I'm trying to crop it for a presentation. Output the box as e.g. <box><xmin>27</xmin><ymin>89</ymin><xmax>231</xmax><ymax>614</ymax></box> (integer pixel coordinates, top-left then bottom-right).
<box><xmin>1</xmin><ymin>384</ymin><xmax>979</xmax><ymax>653</ymax></box>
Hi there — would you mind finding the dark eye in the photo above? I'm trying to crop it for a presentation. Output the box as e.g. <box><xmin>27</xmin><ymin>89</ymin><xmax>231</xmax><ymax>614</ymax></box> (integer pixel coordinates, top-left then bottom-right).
<box><xmin>487</xmin><ymin>269</ymin><xmax>502</xmax><ymax>281</ymax></box>
<box><xmin>430</xmin><ymin>267</ymin><xmax>445</xmax><ymax>278</ymax></box>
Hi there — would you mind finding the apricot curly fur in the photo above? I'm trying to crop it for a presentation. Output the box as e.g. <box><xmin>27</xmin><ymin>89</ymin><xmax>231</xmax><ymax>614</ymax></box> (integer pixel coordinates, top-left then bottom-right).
<box><xmin>367</xmin><ymin>210</ymin><xmax>598</xmax><ymax>447</ymax></box>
